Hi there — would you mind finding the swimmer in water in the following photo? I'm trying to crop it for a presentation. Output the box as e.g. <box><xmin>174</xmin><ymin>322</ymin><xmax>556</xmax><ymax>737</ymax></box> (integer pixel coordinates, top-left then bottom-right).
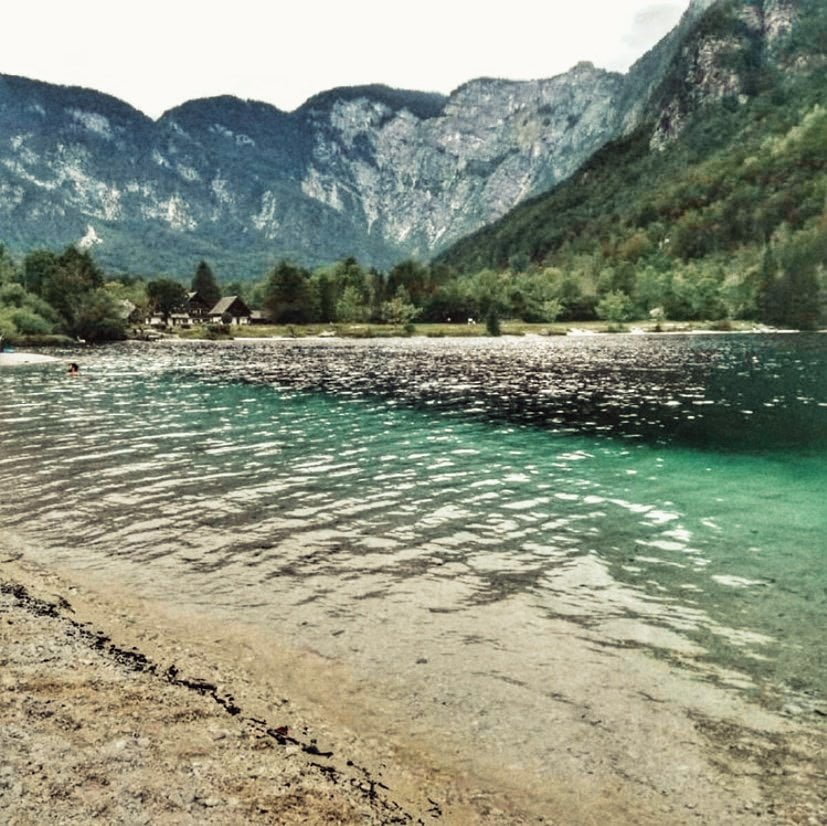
<box><xmin>67</xmin><ymin>363</ymin><xmax>79</xmax><ymax>375</ymax></box>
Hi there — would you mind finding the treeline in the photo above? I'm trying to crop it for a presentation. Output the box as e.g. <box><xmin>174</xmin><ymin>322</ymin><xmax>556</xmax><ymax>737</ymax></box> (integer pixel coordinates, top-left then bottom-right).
<box><xmin>251</xmin><ymin>242</ymin><xmax>825</xmax><ymax>330</ymax></box>
<box><xmin>0</xmin><ymin>245</ymin><xmax>128</xmax><ymax>343</ymax></box>
<box><xmin>3</xmin><ymin>231</ymin><xmax>825</xmax><ymax>346</ymax></box>
<box><xmin>0</xmin><ymin>248</ymin><xmax>244</xmax><ymax>343</ymax></box>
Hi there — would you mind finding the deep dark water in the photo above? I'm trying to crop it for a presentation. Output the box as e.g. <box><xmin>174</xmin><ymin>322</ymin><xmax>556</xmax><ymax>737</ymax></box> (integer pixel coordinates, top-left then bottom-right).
<box><xmin>176</xmin><ymin>332</ymin><xmax>827</xmax><ymax>451</ymax></box>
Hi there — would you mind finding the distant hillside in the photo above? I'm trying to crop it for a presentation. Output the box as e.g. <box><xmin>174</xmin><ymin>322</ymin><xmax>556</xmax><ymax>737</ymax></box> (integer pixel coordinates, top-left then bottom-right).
<box><xmin>0</xmin><ymin>65</ymin><xmax>632</xmax><ymax>277</ymax></box>
<box><xmin>435</xmin><ymin>0</ymin><xmax>826</xmax><ymax>326</ymax></box>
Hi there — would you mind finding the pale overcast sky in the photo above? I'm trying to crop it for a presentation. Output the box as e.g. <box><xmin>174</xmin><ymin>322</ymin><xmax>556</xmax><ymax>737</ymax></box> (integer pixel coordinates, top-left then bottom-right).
<box><xmin>3</xmin><ymin>1</ymin><xmax>690</xmax><ymax>118</ymax></box>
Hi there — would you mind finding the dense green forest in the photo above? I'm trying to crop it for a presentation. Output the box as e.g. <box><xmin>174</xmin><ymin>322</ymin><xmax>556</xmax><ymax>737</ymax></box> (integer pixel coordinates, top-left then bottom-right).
<box><xmin>435</xmin><ymin>1</ymin><xmax>827</xmax><ymax>329</ymax></box>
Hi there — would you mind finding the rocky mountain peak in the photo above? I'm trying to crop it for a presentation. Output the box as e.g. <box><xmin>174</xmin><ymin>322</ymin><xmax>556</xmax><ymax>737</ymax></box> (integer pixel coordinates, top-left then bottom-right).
<box><xmin>649</xmin><ymin>0</ymin><xmax>803</xmax><ymax>150</ymax></box>
<box><xmin>2</xmin><ymin>0</ymin><xmax>806</xmax><ymax>276</ymax></box>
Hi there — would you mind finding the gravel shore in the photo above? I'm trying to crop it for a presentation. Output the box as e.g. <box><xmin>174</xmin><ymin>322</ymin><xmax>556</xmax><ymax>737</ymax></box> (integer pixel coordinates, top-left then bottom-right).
<box><xmin>0</xmin><ymin>555</ymin><xmax>534</xmax><ymax>825</ymax></box>
<box><xmin>2</xmin><ymin>551</ymin><xmax>825</xmax><ymax>825</ymax></box>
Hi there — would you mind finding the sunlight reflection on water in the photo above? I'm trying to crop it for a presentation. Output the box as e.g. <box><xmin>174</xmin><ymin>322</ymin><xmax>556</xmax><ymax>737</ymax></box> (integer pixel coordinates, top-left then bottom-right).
<box><xmin>1</xmin><ymin>334</ymin><xmax>825</xmax><ymax>716</ymax></box>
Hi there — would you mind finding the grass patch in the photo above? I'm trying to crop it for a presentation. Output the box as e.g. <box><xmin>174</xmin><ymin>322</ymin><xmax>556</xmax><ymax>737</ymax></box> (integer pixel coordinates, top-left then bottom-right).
<box><xmin>159</xmin><ymin>319</ymin><xmax>770</xmax><ymax>341</ymax></box>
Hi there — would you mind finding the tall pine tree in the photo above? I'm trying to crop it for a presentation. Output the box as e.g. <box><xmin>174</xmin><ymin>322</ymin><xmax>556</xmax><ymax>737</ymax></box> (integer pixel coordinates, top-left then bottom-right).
<box><xmin>191</xmin><ymin>260</ymin><xmax>221</xmax><ymax>307</ymax></box>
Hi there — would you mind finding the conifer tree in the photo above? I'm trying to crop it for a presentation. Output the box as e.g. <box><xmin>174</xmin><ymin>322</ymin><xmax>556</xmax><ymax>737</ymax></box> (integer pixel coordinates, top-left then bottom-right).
<box><xmin>191</xmin><ymin>260</ymin><xmax>221</xmax><ymax>306</ymax></box>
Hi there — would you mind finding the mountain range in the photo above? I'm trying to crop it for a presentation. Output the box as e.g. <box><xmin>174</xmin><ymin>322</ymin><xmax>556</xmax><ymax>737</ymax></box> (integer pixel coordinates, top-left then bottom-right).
<box><xmin>0</xmin><ymin>1</ymin><xmax>723</xmax><ymax>277</ymax></box>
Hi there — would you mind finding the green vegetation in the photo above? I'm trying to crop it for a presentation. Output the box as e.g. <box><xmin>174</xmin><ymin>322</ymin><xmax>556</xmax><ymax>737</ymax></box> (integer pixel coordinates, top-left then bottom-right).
<box><xmin>0</xmin><ymin>237</ymin><xmax>777</xmax><ymax>346</ymax></box>
<box><xmin>191</xmin><ymin>261</ymin><xmax>221</xmax><ymax>307</ymax></box>
<box><xmin>0</xmin><ymin>244</ymin><xmax>127</xmax><ymax>344</ymax></box>
<box><xmin>2</xmin><ymin>3</ymin><xmax>825</xmax><ymax>341</ymax></box>
<box><xmin>436</xmin><ymin>1</ymin><xmax>827</xmax><ymax>330</ymax></box>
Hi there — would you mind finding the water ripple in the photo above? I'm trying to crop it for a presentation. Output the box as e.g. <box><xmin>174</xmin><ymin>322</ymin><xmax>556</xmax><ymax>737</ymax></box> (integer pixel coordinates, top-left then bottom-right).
<box><xmin>0</xmin><ymin>335</ymin><xmax>825</xmax><ymax>708</ymax></box>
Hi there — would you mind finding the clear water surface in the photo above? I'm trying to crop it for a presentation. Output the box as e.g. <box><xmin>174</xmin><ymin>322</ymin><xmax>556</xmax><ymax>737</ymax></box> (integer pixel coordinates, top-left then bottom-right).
<box><xmin>1</xmin><ymin>334</ymin><xmax>825</xmax><ymax>720</ymax></box>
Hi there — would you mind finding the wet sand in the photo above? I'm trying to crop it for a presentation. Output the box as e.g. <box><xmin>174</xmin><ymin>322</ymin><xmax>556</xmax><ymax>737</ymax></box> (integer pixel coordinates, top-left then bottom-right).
<box><xmin>1</xmin><ymin>543</ymin><xmax>825</xmax><ymax>824</ymax></box>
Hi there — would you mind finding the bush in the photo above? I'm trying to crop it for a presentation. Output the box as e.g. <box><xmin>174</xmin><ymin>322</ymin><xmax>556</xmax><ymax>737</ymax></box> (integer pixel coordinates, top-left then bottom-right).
<box><xmin>596</xmin><ymin>291</ymin><xmax>633</xmax><ymax>324</ymax></box>
<box><xmin>204</xmin><ymin>323</ymin><xmax>231</xmax><ymax>339</ymax></box>
<box><xmin>10</xmin><ymin>308</ymin><xmax>52</xmax><ymax>335</ymax></box>
<box><xmin>485</xmin><ymin>306</ymin><xmax>501</xmax><ymax>336</ymax></box>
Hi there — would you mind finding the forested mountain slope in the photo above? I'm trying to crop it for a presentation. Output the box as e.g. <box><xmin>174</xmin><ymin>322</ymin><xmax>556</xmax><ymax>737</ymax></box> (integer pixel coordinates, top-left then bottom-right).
<box><xmin>436</xmin><ymin>0</ymin><xmax>826</xmax><ymax>327</ymax></box>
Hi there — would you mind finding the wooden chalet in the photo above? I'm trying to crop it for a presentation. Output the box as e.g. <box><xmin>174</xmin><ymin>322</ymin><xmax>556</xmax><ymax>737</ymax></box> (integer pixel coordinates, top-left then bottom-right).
<box><xmin>209</xmin><ymin>296</ymin><xmax>252</xmax><ymax>326</ymax></box>
<box><xmin>187</xmin><ymin>291</ymin><xmax>213</xmax><ymax>323</ymax></box>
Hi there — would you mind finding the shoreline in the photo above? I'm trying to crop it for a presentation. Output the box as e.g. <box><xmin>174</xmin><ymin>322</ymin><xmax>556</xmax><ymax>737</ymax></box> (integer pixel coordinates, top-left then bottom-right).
<box><xmin>0</xmin><ymin>553</ymin><xmax>496</xmax><ymax>824</ymax></box>
<box><xmin>1</xmin><ymin>324</ymin><xmax>818</xmax><ymax>359</ymax></box>
<box><xmin>2</xmin><ymin>541</ymin><xmax>825</xmax><ymax>824</ymax></box>
<box><xmin>0</xmin><ymin>352</ymin><xmax>62</xmax><ymax>366</ymax></box>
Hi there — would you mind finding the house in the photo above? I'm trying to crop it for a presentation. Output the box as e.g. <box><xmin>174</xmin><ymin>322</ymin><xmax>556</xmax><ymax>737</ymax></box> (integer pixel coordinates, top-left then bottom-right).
<box><xmin>168</xmin><ymin>291</ymin><xmax>213</xmax><ymax>327</ymax></box>
<box><xmin>249</xmin><ymin>310</ymin><xmax>271</xmax><ymax>325</ymax></box>
<box><xmin>147</xmin><ymin>290</ymin><xmax>219</xmax><ymax>328</ymax></box>
<box><xmin>209</xmin><ymin>296</ymin><xmax>252</xmax><ymax>326</ymax></box>
<box><xmin>186</xmin><ymin>291</ymin><xmax>213</xmax><ymax>323</ymax></box>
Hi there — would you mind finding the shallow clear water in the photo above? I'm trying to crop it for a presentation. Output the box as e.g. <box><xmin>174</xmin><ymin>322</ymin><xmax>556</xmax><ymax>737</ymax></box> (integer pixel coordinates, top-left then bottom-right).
<box><xmin>1</xmin><ymin>334</ymin><xmax>825</xmax><ymax>715</ymax></box>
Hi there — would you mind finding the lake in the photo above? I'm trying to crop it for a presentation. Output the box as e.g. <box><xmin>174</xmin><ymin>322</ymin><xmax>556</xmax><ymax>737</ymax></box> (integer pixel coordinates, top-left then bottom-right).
<box><xmin>1</xmin><ymin>332</ymin><xmax>825</xmax><ymax>815</ymax></box>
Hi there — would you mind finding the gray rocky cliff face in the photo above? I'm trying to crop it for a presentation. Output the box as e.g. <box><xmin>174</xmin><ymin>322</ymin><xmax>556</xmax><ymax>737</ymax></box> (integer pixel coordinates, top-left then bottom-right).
<box><xmin>649</xmin><ymin>0</ymin><xmax>801</xmax><ymax>150</ymax></box>
<box><xmin>297</xmin><ymin>65</ymin><xmax>625</xmax><ymax>259</ymax></box>
<box><xmin>0</xmin><ymin>66</ymin><xmax>627</xmax><ymax>273</ymax></box>
<box><xmin>0</xmin><ymin>1</ymin><xmax>800</xmax><ymax>275</ymax></box>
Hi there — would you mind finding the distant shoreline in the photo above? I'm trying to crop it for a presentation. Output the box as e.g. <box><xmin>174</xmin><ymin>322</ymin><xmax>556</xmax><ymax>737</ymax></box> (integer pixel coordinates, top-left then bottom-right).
<box><xmin>0</xmin><ymin>352</ymin><xmax>61</xmax><ymax>366</ymax></box>
<box><xmin>149</xmin><ymin>319</ymin><xmax>812</xmax><ymax>343</ymax></box>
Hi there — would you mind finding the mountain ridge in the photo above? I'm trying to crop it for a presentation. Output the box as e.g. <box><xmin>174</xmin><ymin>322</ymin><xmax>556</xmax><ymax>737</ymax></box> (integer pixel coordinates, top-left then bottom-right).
<box><xmin>434</xmin><ymin>0</ymin><xmax>826</xmax><ymax>328</ymax></box>
<box><xmin>0</xmin><ymin>1</ymin><xmax>738</xmax><ymax>276</ymax></box>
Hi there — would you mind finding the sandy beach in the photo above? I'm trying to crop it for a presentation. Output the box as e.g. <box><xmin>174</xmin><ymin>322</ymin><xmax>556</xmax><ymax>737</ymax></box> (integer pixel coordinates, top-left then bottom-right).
<box><xmin>1</xmin><ymin>537</ymin><xmax>825</xmax><ymax>825</ymax></box>
<box><xmin>0</xmin><ymin>352</ymin><xmax>62</xmax><ymax>366</ymax></box>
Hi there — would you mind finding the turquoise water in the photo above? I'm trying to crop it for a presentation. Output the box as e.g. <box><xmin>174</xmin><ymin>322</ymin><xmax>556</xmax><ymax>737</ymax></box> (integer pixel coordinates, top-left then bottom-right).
<box><xmin>0</xmin><ymin>334</ymin><xmax>825</xmax><ymax>715</ymax></box>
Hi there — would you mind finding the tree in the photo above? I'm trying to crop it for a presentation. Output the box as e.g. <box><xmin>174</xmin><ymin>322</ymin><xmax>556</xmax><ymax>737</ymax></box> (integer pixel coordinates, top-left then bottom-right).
<box><xmin>596</xmin><ymin>291</ymin><xmax>633</xmax><ymax>327</ymax></box>
<box><xmin>311</xmin><ymin>271</ymin><xmax>337</xmax><ymax>322</ymax></box>
<box><xmin>381</xmin><ymin>287</ymin><xmax>420</xmax><ymax>326</ymax></box>
<box><xmin>542</xmin><ymin>298</ymin><xmax>564</xmax><ymax>322</ymax></box>
<box><xmin>146</xmin><ymin>278</ymin><xmax>188</xmax><ymax>324</ymax></box>
<box><xmin>508</xmin><ymin>252</ymin><xmax>530</xmax><ymax>273</ymax></box>
<box><xmin>485</xmin><ymin>305</ymin><xmax>501</xmax><ymax>336</ymax></box>
<box><xmin>224</xmin><ymin>281</ymin><xmax>246</xmax><ymax>302</ymax></box>
<box><xmin>387</xmin><ymin>260</ymin><xmax>432</xmax><ymax>306</ymax></box>
<box><xmin>73</xmin><ymin>290</ymin><xmax>127</xmax><ymax>342</ymax></box>
<box><xmin>191</xmin><ymin>260</ymin><xmax>221</xmax><ymax>306</ymax></box>
<box><xmin>40</xmin><ymin>247</ymin><xmax>105</xmax><ymax>333</ymax></box>
<box><xmin>336</xmin><ymin>285</ymin><xmax>369</xmax><ymax>323</ymax></box>
<box><xmin>333</xmin><ymin>257</ymin><xmax>369</xmax><ymax>295</ymax></box>
<box><xmin>0</xmin><ymin>282</ymin><xmax>59</xmax><ymax>340</ymax></box>
<box><xmin>0</xmin><ymin>244</ymin><xmax>18</xmax><ymax>285</ymax></box>
<box><xmin>262</xmin><ymin>261</ymin><xmax>311</xmax><ymax>323</ymax></box>
<box><xmin>23</xmin><ymin>250</ymin><xmax>59</xmax><ymax>295</ymax></box>
<box><xmin>422</xmin><ymin>281</ymin><xmax>477</xmax><ymax>322</ymax></box>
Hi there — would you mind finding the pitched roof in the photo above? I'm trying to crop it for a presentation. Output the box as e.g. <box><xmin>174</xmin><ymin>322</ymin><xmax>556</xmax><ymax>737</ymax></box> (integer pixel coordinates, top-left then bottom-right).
<box><xmin>210</xmin><ymin>295</ymin><xmax>251</xmax><ymax>316</ymax></box>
